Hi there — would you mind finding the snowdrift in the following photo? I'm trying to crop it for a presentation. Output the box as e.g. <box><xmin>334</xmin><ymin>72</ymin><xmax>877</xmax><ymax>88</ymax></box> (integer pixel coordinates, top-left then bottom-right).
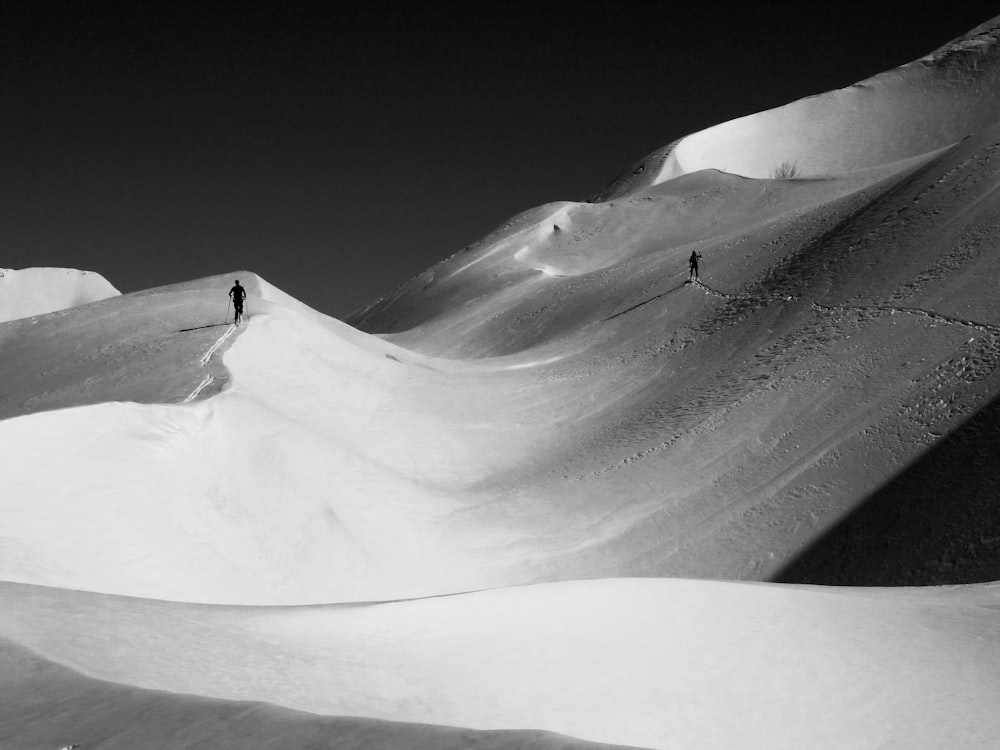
<box><xmin>0</xmin><ymin>267</ymin><xmax>119</xmax><ymax>322</ymax></box>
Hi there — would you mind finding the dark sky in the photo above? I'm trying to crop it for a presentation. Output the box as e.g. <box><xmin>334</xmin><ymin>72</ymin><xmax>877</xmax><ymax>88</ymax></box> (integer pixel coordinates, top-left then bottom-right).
<box><xmin>3</xmin><ymin>3</ymin><xmax>998</xmax><ymax>318</ymax></box>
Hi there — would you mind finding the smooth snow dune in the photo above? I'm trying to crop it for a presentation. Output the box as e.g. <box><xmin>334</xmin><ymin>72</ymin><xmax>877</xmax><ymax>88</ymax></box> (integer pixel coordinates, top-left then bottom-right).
<box><xmin>5</xmin><ymin>284</ymin><xmax>709</xmax><ymax>602</ymax></box>
<box><xmin>1</xmin><ymin>577</ymin><xmax>998</xmax><ymax>750</ymax></box>
<box><xmin>654</xmin><ymin>18</ymin><xmax>1000</xmax><ymax>182</ymax></box>
<box><xmin>0</xmin><ymin>390</ymin><xmax>470</xmax><ymax>604</ymax></box>
<box><xmin>0</xmin><ymin>286</ymin><xmax>602</xmax><ymax>602</ymax></box>
<box><xmin>0</xmin><ymin>639</ymin><xmax>638</xmax><ymax>750</ymax></box>
<box><xmin>0</xmin><ymin>267</ymin><xmax>119</xmax><ymax>322</ymax></box>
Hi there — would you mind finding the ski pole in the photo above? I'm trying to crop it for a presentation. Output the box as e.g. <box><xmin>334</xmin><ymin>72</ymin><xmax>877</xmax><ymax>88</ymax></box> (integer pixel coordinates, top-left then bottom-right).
<box><xmin>225</xmin><ymin>298</ymin><xmax>231</xmax><ymax>325</ymax></box>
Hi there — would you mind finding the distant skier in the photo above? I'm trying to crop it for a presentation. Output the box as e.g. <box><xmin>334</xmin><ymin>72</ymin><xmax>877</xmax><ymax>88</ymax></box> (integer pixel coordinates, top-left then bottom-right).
<box><xmin>688</xmin><ymin>251</ymin><xmax>702</xmax><ymax>281</ymax></box>
<box><xmin>229</xmin><ymin>280</ymin><xmax>247</xmax><ymax>324</ymax></box>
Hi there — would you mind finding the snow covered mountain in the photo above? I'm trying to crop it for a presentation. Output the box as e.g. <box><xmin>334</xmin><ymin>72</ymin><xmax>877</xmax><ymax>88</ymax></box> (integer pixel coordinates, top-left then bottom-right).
<box><xmin>0</xmin><ymin>267</ymin><xmax>119</xmax><ymax>322</ymax></box>
<box><xmin>3</xmin><ymin>16</ymin><xmax>1000</xmax><ymax>750</ymax></box>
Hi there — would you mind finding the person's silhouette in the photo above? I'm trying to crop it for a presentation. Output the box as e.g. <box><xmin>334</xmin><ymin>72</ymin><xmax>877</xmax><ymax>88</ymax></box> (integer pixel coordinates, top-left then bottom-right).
<box><xmin>688</xmin><ymin>251</ymin><xmax>702</xmax><ymax>281</ymax></box>
<box><xmin>229</xmin><ymin>280</ymin><xmax>247</xmax><ymax>324</ymax></box>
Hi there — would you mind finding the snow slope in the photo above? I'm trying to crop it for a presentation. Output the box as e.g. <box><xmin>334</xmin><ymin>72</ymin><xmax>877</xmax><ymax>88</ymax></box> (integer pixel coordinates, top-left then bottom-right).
<box><xmin>0</xmin><ymin>636</ymin><xmax>634</xmax><ymax>750</ymax></box>
<box><xmin>0</xmin><ymin>267</ymin><xmax>119</xmax><ymax>322</ymax></box>
<box><xmin>1</xmin><ymin>578</ymin><xmax>998</xmax><ymax>750</ymax></box>
<box><xmin>0</xmin><ymin>272</ymin><xmax>248</xmax><ymax>420</ymax></box>
<box><xmin>3</xmin><ymin>15</ymin><xmax>1000</xmax><ymax>750</ymax></box>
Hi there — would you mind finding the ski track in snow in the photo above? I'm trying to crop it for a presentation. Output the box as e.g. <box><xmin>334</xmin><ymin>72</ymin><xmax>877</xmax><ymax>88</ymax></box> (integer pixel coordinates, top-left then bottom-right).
<box><xmin>605</xmin><ymin>280</ymin><xmax>797</xmax><ymax>322</ymax></box>
<box><xmin>693</xmin><ymin>279</ymin><xmax>798</xmax><ymax>303</ymax></box>
<box><xmin>182</xmin><ymin>374</ymin><xmax>215</xmax><ymax>404</ymax></box>
<box><xmin>182</xmin><ymin>324</ymin><xmax>237</xmax><ymax>402</ymax></box>
<box><xmin>199</xmin><ymin>324</ymin><xmax>237</xmax><ymax>366</ymax></box>
<box><xmin>811</xmin><ymin>301</ymin><xmax>1000</xmax><ymax>334</ymax></box>
<box><xmin>580</xmin><ymin>281</ymin><xmax>1000</xmax><ymax>481</ymax></box>
<box><xmin>688</xmin><ymin>279</ymin><xmax>1000</xmax><ymax>334</ymax></box>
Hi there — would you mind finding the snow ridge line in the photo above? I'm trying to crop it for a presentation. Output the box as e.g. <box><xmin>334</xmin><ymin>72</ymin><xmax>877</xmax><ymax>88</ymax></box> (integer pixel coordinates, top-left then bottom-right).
<box><xmin>811</xmin><ymin>301</ymin><xmax>1000</xmax><ymax>334</ymax></box>
<box><xmin>200</xmin><ymin>324</ymin><xmax>237</xmax><ymax>366</ymax></box>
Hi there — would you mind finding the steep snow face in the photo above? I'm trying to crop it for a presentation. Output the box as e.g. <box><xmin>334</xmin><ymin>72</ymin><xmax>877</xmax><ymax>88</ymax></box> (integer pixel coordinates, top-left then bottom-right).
<box><xmin>0</xmin><ymin>267</ymin><xmax>119</xmax><ymax>322</ymax></box>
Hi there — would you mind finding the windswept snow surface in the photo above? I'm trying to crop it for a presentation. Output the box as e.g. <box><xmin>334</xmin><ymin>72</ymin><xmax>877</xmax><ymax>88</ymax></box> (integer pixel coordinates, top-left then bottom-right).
<box><xmin>4</xmin><ymin>16</ymin><xmax>1000</xmax><ymax>750</ymax></box>
<box><xmin>0</xmin><ymin>267</ymin><xmax>119</xmax><ymax>322</ymax></box>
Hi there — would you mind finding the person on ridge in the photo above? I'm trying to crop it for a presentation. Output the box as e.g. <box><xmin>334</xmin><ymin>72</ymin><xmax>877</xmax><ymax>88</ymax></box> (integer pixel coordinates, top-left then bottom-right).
<box><xmin>688</xmin><ymin>251</ymin><xmax>702</xmax><ymax>281</ymax></box>
<box><xmin>229</xmin><ymin>280</ymin><xmax>247</xmax><ymax>325</ymax></box>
